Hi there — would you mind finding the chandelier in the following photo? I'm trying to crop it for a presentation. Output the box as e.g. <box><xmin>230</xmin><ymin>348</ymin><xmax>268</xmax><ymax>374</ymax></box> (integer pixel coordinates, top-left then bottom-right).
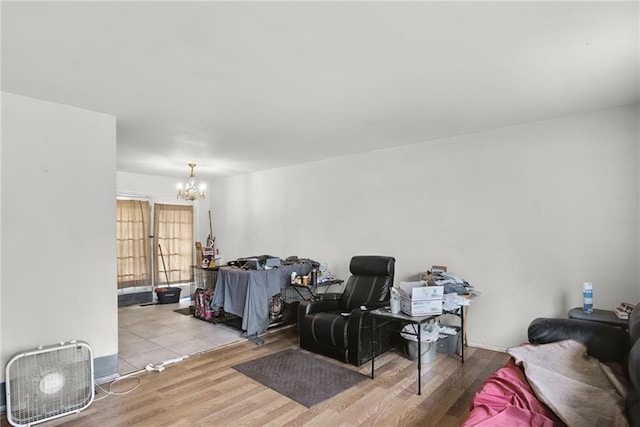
<box><xmin>176</xmin><ymin>163</ymin><xmax>206</xmax><ymax>201</ymax></box>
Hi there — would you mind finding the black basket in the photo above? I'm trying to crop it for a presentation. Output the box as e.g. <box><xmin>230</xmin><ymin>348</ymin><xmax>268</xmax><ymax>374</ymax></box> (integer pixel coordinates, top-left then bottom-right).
<box><xmin>156</xmin><ymin>287</ymin><xmax>182</xmax><ymax>304</ymax></box>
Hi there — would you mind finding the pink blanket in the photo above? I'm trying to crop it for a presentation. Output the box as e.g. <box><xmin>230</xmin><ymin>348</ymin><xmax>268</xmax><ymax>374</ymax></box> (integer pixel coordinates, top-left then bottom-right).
<box><xmin>508</xmin><ymin>340</ymin><xmax>628</xmax><ymax>427</ymax></box>
<box><xmin>461</xmin><ymin>360</ymin><xmax>564</xmax><ymax>427</ymax></box>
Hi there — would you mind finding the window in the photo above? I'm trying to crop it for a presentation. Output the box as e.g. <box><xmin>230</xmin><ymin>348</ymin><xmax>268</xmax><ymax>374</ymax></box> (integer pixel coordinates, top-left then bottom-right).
<box><xmin>116</xmin><ymin>200</ymin><xmax>151</xmax><ymax>289</ymax></box>
<box><xmin>154</xmin><ymin>203</ymin><xmax>194</xmax><ymax>285</ymax></box>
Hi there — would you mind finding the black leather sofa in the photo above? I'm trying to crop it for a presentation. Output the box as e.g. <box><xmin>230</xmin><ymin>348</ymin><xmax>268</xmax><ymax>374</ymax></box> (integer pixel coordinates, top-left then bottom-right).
<box><xmin>528</xmin><ymin>306</ymin><xmax>640</xmax><ymax>425</ymax></box>
<box><xmin>297</xmin><ymin>255</ymin><xmax>398</xmax><ymax>366</ymax></box>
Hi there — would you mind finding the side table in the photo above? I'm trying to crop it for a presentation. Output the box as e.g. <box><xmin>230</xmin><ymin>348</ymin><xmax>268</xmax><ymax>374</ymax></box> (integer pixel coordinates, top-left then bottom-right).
<box><xmin>291</xmin><ymin>279</ymin><xmax>344</xmax><ymax>301</ymax></box>
<box><xmin>568</xmin><ymin>307</ymin><xmax>628</xmax><ymax>328</ymax></box>
<box><xmin>369</xmin><ymin>308</ymin><xmax>437</xmax><ymax>395</ymax></box>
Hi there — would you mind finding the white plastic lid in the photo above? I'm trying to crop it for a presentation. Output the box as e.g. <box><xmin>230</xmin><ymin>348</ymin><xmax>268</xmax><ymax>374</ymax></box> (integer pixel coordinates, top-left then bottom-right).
<box><xmin>583</xmin><ymin>282</ymin><xmax>593</xmax><ymax>290</ymax></box>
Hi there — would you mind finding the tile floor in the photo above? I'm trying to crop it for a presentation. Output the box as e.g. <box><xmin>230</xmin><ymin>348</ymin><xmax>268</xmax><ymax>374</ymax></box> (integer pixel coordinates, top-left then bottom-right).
<box><xmin>118</xmin><ymin>298</ymin><xmax>244</xmax><ymax>374</ymax></box>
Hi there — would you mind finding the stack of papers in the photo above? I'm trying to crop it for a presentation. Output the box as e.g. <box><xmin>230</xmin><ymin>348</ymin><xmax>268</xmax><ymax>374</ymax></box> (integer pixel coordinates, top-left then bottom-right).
<box><xmin>444</xmin><ymin>293</ymin><xmax>471</xmax><ymax>306</ymax></box>
<box><xmin>432</xmin><ymin>272</ymin><xmax>465</xmax><ymax>286</ymax></box>
<box><xmin>615</xmin><ymin>302</ymin><xmax>635</xmax><ymax>319</ymax></box>
<box><xmin>397</xmin><ymin>280</ymin><xmax>428</xmax><ymax>295</ymax></box>
<box><xmin>422</xmin><ymin>270</ymin><xmax>480</xmax><ymax>298</ymax></box>
<box><xmin>439</xmin><ymin>326</ymin><xmax>459</xmax><ymax>335</ymax></box>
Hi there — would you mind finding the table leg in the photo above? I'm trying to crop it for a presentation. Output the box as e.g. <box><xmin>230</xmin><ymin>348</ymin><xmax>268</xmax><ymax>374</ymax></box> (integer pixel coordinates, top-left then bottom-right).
<box><xmin>371</xmin><ymin>317</ymin><xmax>375</xmax><ymax>379</ymax></box>
<box><xmin>417</xmin><ymin>325</ymin><xmax>421</xmax><ymax>395</ymax></box>
<box><xmin>460</xmin><ymin>306</ymin><xmax>465</xmax><ymax>363</ymax></box>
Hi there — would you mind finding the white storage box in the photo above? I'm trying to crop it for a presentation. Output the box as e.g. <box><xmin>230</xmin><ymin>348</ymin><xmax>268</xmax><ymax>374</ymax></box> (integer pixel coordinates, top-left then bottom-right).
<box><xmin>401</xmin><ymin>296</ymin><xmax>443</xmax><ymax>316</ymax></box>
<box><xmin>398</xmin><ymin>282</ymin><xmax>444</xmax><ymax>300</ymax></box>
<box><xmin>407</xmin><ymin>285</ymin><xmax>444</xmax><ymax>300</ymax></box>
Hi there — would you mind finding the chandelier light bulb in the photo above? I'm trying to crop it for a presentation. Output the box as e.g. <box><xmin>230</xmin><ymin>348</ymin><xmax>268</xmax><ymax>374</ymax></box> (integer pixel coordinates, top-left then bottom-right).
<box><xmin>176</xmin><ymin>163</ymin><xmax>206</xmax><ymax>201</ymax></box>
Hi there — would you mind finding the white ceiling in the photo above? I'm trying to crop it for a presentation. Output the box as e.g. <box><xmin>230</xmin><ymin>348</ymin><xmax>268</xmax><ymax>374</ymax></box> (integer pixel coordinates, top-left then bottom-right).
<box><xmin>2</xmin><ymin>1</ymin><xmax>638</xmax><ymax>180</ymax></box>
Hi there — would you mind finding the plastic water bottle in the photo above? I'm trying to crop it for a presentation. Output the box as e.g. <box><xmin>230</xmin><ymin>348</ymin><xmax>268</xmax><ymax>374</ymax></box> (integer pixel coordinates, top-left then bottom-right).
<box><xmin>583</xmin><ymin>282</ymin><xmax>593</xmax><ymax>314</ymax></box>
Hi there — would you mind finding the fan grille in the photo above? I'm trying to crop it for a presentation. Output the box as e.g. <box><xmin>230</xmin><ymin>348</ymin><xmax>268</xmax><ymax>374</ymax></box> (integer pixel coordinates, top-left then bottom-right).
<box><xmin>6</xmin><ymin>341</ymin><xmax>94</xmax><ymax>427</ymax></box>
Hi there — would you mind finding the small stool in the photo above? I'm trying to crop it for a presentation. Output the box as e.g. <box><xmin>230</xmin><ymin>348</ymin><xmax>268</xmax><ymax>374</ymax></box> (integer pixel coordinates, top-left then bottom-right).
<box><xmin>568</xmin><ymin>307</ymin><xmax>628</xmax><ymax>328</ymax></box>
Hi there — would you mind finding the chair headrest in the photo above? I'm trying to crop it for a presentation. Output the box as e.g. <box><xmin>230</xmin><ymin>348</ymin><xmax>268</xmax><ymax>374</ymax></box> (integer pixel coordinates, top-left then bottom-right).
<box><xmin>349</xmin><ymin>255</ymin><xmax>395</xmax><ymax>277</ymax></box>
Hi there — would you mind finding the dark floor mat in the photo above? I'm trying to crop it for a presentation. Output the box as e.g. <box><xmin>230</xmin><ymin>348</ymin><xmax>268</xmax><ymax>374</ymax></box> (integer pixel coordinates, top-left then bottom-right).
<box><xmin>232</xmin><ymin>349</ymin><xmax>368</xmax><ymax>407</ymax></box>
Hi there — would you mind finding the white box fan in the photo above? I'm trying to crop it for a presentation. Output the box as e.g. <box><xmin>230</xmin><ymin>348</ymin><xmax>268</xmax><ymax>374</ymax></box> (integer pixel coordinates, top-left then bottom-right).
<box><xmin>5</xmin><ymin>340</ymin><xmax>94</xmax><ymax>427</ymax></box>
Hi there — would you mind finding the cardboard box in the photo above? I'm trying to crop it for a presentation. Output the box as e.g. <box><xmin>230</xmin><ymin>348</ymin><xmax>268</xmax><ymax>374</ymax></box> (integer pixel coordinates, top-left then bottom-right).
<box><xmin>401</xmin><ymin>297</ymin><xmax>443</xmax><ymax>316</ymax></box>
<box><xmin>399</xmin><ymin>284</ymin><xmax>444</xmax><ymax>301</ymax></box>
<box><xmin>195</xmin><ymin>242</ymin><xmax>203</xmax><ymax>267</ymax></box>
<box><xmin>202</xmin><ymin>247</ymin><xmax>215</xmax><ymax>268</ymax></box>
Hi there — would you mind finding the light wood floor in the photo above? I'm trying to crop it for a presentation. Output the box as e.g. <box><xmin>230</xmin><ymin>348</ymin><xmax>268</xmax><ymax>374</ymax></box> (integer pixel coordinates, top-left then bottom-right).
<box><xmin>2</xmin><ymin>326</ymin><xmax>509</xmax><ymax>427</ymax></box>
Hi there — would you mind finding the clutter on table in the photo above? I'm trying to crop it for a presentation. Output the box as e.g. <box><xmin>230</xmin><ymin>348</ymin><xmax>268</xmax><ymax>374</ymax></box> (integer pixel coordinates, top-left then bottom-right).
<box><xmin>615</xmin><ymin>302</ymin><xmax>635</xmax><ymax>320</ymax></box>
<box><xmin>395</xmin><ymin>265</ymin><xmax>480</xmax><ymax>317</ymax></box>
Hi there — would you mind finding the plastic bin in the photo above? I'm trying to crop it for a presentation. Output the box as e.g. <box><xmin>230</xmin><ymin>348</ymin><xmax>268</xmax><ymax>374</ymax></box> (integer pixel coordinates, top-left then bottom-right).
<box><xmin>437</xmin><ymin>326</ymin><xmax>461</xmax><ymax>355</ymax></box>
<box><xmin>404</xmin><ymin>339</ymin><xmax>438</xmax><ymax>364</ymax></box>
<box><xmin>401</xmin><ymin>323</ymin><xmax>440</xmax><ymax>364</ymax></box>
<box><xmin>156</xmin><ymin>287</ymin><xmax>182</xmax><ymax>304</ymax></box>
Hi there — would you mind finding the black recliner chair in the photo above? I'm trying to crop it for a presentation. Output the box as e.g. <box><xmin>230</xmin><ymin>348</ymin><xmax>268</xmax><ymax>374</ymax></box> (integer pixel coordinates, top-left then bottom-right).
<box><xmin>298</xmin><ymin>255</ymin><xmax>397</xmax><ymax>366</ymax></box>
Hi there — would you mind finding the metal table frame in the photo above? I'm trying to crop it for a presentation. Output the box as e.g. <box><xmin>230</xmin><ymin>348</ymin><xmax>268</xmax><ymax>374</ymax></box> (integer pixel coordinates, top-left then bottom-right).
<box><xmin>369</xmin><ymin>306</ymin><xmax>465</xmax><ymax>395</ymax></box>
<box><xmin>290</xmin><ymin>279</ymin><xmax>344</xmax><ymax>301</ymax></box>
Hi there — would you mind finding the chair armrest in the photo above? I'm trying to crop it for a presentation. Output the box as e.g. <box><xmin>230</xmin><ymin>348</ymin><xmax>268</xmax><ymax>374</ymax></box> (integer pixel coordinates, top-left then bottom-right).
<box><xmin>298</xmin><ymin>299</ymin><xmax>340</xmax><ymax>317</ymax></box>
<box><xmin>298</xmin><ymin>300</ymin><xmax>341</xmax><ymax>334</ymax></box>
<box><xmin>348</xmin><ymin>308</ymin><xmax>368</xmax><ymax>325</ymax></box>
<box><xmin>528</xmin><ymin>318</ymin><xmax>629</xmax><ymax>363</ymax></box>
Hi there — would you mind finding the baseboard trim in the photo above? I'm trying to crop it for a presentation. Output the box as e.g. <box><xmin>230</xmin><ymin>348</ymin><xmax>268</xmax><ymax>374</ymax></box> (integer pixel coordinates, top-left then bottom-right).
<box><xmin>467</xmin><ymin>341</ymin><xmax>508</xmax><ymax>353</ymax></box>
<box><xmin>94</xmin><ymin>354</ymin><xmax>119</xmax><ymax>384</ymax></box>
<box><xmin>118</xmin><ymin>291</ymin><xmax>153</xmax><ymax>307</ymax></box>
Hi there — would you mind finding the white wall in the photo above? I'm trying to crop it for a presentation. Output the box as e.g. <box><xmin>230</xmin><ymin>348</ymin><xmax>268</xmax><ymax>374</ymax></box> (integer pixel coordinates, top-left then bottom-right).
<box><xmin>1</xmin><ymin>93</ymin><xmax>630</xmax><ymax>379</ymax></box>
<box><xmin>1</xmin><ymin>93</ymin><xmax>117</xmax><ymax>382</ymax></box>
<box><xmin>212</xmin><ymin>105</ymin><xmax>640</xmax><ymax>350</ymax></box>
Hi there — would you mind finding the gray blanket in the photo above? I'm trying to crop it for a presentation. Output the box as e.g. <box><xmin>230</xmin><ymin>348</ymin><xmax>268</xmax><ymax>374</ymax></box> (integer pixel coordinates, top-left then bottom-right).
<box><xmin>212</xmin><ymin>263</ymin><xmax>311</xmax><ymax>338</ymax></box>
<box><xmin>508</xmin><ymin>339</ymin><xmax>628</xmax><ymax>427</ymax></box>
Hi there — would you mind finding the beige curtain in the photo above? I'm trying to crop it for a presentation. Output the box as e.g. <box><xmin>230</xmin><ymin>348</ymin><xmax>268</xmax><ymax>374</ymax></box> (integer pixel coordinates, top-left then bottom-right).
<box><xmin>154</xmin><ymin>204</ymin><xmax>194</xmax><ymax>285</ymax></box>
<box><xmin>116</xmin><ymin>200</ymin><xmax>151</xmax><ymax>289</ymax></box>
